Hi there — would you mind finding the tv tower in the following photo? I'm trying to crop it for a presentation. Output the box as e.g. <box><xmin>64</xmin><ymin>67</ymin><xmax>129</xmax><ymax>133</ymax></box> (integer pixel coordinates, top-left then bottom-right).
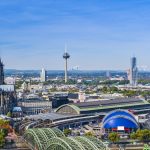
<box><xmin>63</xmin><ymin>45</ymin><xmax>70</xmax><ymax>83</ymax></box>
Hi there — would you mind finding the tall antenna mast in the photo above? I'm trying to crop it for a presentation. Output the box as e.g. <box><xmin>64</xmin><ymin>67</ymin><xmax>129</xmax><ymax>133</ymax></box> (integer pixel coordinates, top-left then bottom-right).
<box><xmin>65</xmin><ymin>44</ymin><xmax>67</xmax><ymax>53</ymax></box>
<box><xmin>63</xmin><ymin>44</ymin><xmax>70</xmax><ymax>83</ymax></box>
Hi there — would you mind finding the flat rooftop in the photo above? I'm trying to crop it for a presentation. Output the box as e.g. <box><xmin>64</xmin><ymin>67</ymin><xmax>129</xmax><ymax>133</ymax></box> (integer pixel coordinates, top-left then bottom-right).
<box><xmin>56</xmin><ymin>98</ymin><xmax>150</xmax><ymax>115</ymax></box>
<box><xmin>25</xmin><ymin>112</ymin><xmax>87</xmax><ymax>121</ymax></box>
<box><xmin>73</xmin><ymin>98</ymin><xmax>147</xmax><ymax>109</ymax></box>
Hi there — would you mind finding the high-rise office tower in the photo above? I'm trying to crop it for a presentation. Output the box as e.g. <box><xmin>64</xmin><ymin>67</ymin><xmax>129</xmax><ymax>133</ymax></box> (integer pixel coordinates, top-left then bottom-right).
<box><xmin>0</xmin><ymin>59</ymin><xmax>4</xmax><ymax>85</ymax></box>
<box><xmin>127</xmin><ymin>69</ymin><xmax>131</xmax><ymax>81</ymax></box>
<box><xmin>130</xmin><ymin>57</ymin><xmax>138</xmax><ymax>86</ymax></box>
<box><xmin>40</xmin><ymin>68</ymin><xmax>47</xmax><ymax>82</ymax></box>
<box><xmin>106</xmin><ymin>70</ymin><xmax>111</xmax><ymax>79</ymax></box>
<box><xmin>63</xmin><ymin>45</ymin><xmax>70</xmax><ymax>83</ymax></box>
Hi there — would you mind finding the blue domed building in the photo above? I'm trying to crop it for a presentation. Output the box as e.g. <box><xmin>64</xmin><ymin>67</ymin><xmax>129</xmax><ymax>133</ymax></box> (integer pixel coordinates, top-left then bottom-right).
<box><xmin>102</xmin><ymin>109</ymin><xmax>139</xmax><ymax>133</ymax></box>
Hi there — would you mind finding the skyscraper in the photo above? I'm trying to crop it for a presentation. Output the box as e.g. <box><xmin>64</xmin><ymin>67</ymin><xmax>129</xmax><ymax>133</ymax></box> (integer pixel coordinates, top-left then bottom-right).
<box><xmin>40</xmin><ymin>68</ymin><xmax>47</xmax><ymax>82</ymax></box>
<box><xmin>63</xmin><ymin>45</ymin><xmax>70</xmax><ymax>83</ymax></box>
<box><xmin>130</xmin><ymin>57</ymin><xmax>138</xmax><ymax>86</ymax></box>
<box><xmin>0</xmin><ymin>59</ymin><xmax>4</xmax><ymax>85</ymax></box>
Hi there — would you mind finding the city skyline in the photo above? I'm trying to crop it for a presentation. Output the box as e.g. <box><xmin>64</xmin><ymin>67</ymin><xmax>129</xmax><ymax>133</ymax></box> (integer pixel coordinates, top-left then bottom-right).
<box><xmin>0</xmin><ymin>0</ymin><xmax>150</xmax><ymax>70</ymax></box>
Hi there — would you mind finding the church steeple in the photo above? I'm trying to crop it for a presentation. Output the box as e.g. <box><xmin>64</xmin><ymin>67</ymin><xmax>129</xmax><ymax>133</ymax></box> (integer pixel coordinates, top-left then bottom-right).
<box><xmin>0</xmin><ymin>58</ymin><xmax>4</xmax><ymax>84</ymax></box>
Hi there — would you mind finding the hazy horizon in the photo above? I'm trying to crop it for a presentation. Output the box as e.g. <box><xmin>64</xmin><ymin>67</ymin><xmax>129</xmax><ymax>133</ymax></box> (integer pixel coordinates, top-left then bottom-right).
<box><xmin>1</xmin><ymin>0</ymin><xmax>150</xmax><ymax>70</ymax></box>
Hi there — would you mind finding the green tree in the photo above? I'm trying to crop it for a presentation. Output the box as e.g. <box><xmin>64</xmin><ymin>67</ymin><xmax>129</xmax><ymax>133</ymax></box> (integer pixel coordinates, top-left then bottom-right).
<box><xmin>123</xmin><ymin>90</ymin><xmax>136</xmax><ymax>97</ymax></box>
<box><xmin>136</xmin><ymin>129</ymin><xmax>150</xmax><ymax>142</ymax></box>
<box><xmin>76</xmin><ymin>131</ymin><xmax>80</xmax><ymax>136</ymax></box>
<box><xmin>141</xmin><ymin>91</ymin><xmax>150</xmax><ymax>100</ymax></box>
<box><xmin>63</xmin><ymin>129</ymin><xmax>72</xmax><ymax>136</ymax></box>
<box><xmin>119</xmin><ymin>80</ymin><xmax>129</xmax><ymax>85</ymax></box>
<box><xmin>15</xmin><ymin>81</ymin><xmax>24</xmax><ymax>89</ymax></box>
<box><xmin>0</xmin><ymin>132</ymin><xmax>5</xmax><ymax>147</ymax></box>
<box><xmin>102</xmin><ymin>86</ymin><xmax>108</xmax><ymax>93</ymax></box>
<box><xmin>130</xmin><ymin>132</ymin><xmax>137</xmax><ymax>140</ymax></box>
<box><xmin>85</xmin><ymin>132</ymin><xmax>94</xmax><ymax>137</ymax></box>
<box><xmin>108</xmin><ymin>132</ymin><xmax>120</xmax><ymax>143</ymax></box>
<box><xmin>109</xmin><ymin>86</ymin><xmax>118</xmax><ymax>93</ymax></box>
<box><xmin>7</xmin><ymin>112</ymin><xmax>12</xmax><ymax>117</ymax></box>
<box><xmin>143</xmin><ymin>144</ymin><xmax>150</xmax><ymax>150</ymax></box>
<box><xmin>1</xmin><ymin>129</ymin><xmax>8</xmax><ymax>137</ymax></box>
<box><xmin>0</xmin><ymin>119</ymin><xmax>9</xmax><ymax>127</ymax></box>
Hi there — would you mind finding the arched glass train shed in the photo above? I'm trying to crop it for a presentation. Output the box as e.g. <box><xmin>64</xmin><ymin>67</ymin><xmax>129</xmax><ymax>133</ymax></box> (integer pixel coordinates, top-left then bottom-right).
<box><xmin>24</xmin><ymin>128</ymin><xmax>106</xmax><ymax>150</ymax></box>
<box><xmin>102</xmin><ymin>109</ymin><xmax>139</xmax><ymax>133</ymax></box>
<box><xmin>55</xmin><ymin>98</ymin><xmax>150</xmax><ymax>115</ymax></box>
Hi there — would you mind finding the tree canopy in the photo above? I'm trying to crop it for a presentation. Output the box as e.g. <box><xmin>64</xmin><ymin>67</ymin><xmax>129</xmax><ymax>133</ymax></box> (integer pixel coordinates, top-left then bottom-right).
<box><xmin>108</xmin><ymin>132</ymin><xmax>120</xmax><ymax>143</ymax></box>
<box><xmin>130</xmin><ymin>129</ymin><xmax>150</xmax><ymax>143</ymax></box>
<box><xmin>63</xmin><ymin>129</ymin><xmax>72</xmax><ymax>136</ymax></box>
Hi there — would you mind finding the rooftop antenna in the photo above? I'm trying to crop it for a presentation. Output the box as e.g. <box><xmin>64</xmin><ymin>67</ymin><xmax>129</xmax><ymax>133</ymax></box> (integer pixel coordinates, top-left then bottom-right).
<box><xmin>65</xmin><ymin>44</ymin><xmax>67</xmax><ymax>53</ymax></box>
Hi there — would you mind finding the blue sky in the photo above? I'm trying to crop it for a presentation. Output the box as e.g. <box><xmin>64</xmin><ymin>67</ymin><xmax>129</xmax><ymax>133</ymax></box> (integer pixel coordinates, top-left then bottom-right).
<box><xmin>0</xmin><ymin>0</ymin><xmax>150</xmax><ymax>70</ymax></box>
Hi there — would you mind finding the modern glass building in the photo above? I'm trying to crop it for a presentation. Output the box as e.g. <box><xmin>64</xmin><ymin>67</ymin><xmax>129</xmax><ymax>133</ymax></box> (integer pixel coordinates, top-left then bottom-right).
<box><xmin>40</xmin><ymin>68</ymin><xmax>47</xmax><ymax>82</ymax></box>
<box><xmin>130</xmin><ymin>57</ymin><xmax>138</xmax><ymax>86</ymax></box>
<box><xmin>102</xmin><ymin>109</ymin><xmax>139</xmax><ymax>134</ymax></box>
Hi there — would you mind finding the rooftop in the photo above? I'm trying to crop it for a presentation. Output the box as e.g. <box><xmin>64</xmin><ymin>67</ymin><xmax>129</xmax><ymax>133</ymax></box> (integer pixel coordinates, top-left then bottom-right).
<box><xmin>56</xmin><ymin>98</ymin><xmax>150</xmax><ymax>115</ymax></box>
<box><xmin>73</xmin><ymin>98</ymin><xmax>147</xmax><ymax>109</ymax></box>
<box><xmin>102</xmin><ymin>109</ymin><xmax>139</xmax><ymax>129</ymax></box>
<box><xmin>26</xmin><ymin>112</ymin><xmax>81</xmax><ymax>121</ymax></box>
<box><xmin>0</xmin><ymin>85</ymin><xmax>15</xmax><ymax>92</ymax></box>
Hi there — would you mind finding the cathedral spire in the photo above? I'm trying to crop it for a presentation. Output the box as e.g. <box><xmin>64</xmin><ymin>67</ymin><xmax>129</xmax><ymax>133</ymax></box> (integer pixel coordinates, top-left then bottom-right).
<box><xmin>0</xmin><ymin>58</ymin><xmax>4</xmax><ymax>85</ymax></box>
<box><xmin>0</xmin><ymin>58</ymin><xmax>3</xmax><ymax>66</ymax></box>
